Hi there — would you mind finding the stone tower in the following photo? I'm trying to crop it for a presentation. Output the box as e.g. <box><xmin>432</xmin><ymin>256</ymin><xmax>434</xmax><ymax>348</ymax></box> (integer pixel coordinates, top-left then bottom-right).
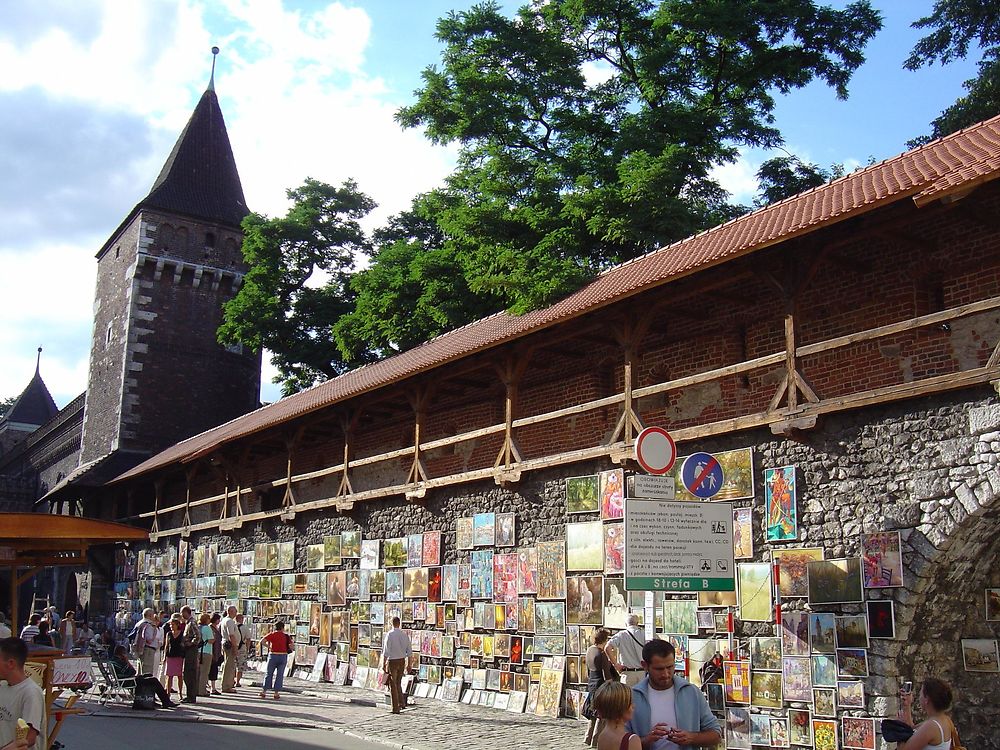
<box><xmin>80</xmin><ymin>79</ymin><xmax>261</xmax><ymax>465</ymax></box>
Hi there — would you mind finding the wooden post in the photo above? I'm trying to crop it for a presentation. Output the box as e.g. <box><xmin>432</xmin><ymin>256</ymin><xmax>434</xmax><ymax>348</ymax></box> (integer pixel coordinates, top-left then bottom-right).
<box><xmin>337</xmin><ymin>411</ymin><xmax>359</xmax><ymax>501</ymax></box>
<box><xmin>10</xmin><ymin>566</ymin><xmax>17</xmax><ymax>632</ymax></box>
<box><xmin>785</xmin><ymin>301</ymin><xmax>798</xmax><ymax>412</ymax></box>
<box><xmin>406</xmin><ymin>387</ymin><xmax>434</xmax><ymax>499</ymax></box>
<box><xmin>494</xmin><ymin>353</ymin><xmax>530</xmax><ymax>484</ymax></box>
<box><xmin>279</xmin><ymin>427</ymin><xmax>306</xmax><ymax>520</ymax></box>
<box><xmin>608</xmin><ymin>315</ymin><xmax>651</xmax><ymax>459</ymax></box>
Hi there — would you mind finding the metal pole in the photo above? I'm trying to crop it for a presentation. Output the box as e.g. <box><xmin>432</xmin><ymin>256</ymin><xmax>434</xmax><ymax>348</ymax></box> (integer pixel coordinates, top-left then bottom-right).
<box><xmin>10</xmin><ymin>565</ymin><xmax>18</xmax><ymax>633</ymax></box>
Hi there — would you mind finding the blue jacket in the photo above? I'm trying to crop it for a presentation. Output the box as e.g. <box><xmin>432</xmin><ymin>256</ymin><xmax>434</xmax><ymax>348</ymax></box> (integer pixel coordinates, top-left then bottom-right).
<box><xmin>625</xmin><ymin>675</ymin><xmax>722</xmax><ymax>748</ymax></box>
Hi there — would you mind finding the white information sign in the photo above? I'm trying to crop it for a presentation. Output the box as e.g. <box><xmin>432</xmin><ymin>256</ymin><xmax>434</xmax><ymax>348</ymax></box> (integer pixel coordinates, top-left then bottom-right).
<box><xmin>51</xmin><ymin>657</ymin><xmax>92</xmax><ymax>686</ymax></box>
<box><xmin>625</xmin><ymin>500</ymin><xmax>735</xmax><ymax>591</ymax></box>
<box><xmin>630</xmin><ymin>474</ymin><xmax>676</xmax><ymax>500</ymax></box>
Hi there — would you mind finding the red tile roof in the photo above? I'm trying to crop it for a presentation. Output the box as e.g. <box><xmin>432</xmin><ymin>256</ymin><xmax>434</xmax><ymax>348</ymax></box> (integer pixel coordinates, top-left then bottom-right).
<box><xmin>113</xmin><ymin>114</ymin><xmax>1000</xmax><ymax>483</ymax></box>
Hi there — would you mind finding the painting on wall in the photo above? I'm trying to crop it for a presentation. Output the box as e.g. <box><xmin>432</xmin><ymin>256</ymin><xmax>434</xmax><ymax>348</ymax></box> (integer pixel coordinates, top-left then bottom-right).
<box><xmin>726</xmin><ymin>707</ymin><xmax>751</xmax><ymax>750</ymax></box>
<box><xmin>812</xmin><ymin>719</ymin><xmax>838</xmax><ymax>750</ymax></box>
<box><xmin>837</xmin><ymin>680</ymin><xmax>865</xmax><ymax>708</ymax></box>
<box><xmin>306</xmin><ymin>544</ymin><xmax>324</xmax><ymax>571</ymax></box>
<box><xmin>764</xmin><ymin>466</ymin><xmax>797</xmax><ymax>542</ymax></box>
<box><xmin>534</xmin><ymin>667</ymin><xmax>565</xmax><ymax>718</ymax></box>
<box><xmin>861</xmin><ymin>531</ymin><xmax>903</xmax><ymax>588</ymax></box>
<box><xmin>519</xmin><ymin>596</ymin><xmax>535</xmax><ymax>633</ymax></box>
<box><xmin>566</xmin><ymin>521</ymin><xmax>604</xmax><ymax>572</ymax></box>
<box><xmin>813</xmin><ymin>687</ymin><xmax>837</xmax><ymax>717</ymax></box>
<box><xmin>600</xmin><ymin>468</ymin><xmax>625</xmax><ymax>520</ymax></box>
<box><xmin>493</xmin><ymin>553</ymin><xmax>518</xmax><ymax>605</ymax></box>
<box><xmin>809</xmin><ymin>612</ymin><xmax>836</xmax><ymax>654</ymax></box>
<box><xmin>341</xmin><ymin>530</ymin><xmax>361</xmax><ymax>558</ymax></box>
<box><xmin>836</xmin><ymin>648</ymin><xmax>869</xmax><ymax>678</ymax></box>
<box><xmin>326</xmin><ymin>571</ymin><xmax>347</xmax><ymax>607</ymax></box>
<box><xmin>772</xmin><ymin>547</ymin><xmax>824</xmax><ymax>598</ymax></box>
<box><xmin>471</xmin><ymin>550</ymin><xmax>494</xmax><ymax>600</ymax></box>
<box><xmin>456</xmin><ymin>518</ymin><xmax>474</xmax><ymax>550</ymax></box>
<box><xmin>841</xmin><ymin>717</ymin><xmax>876</xmax><ymax>750</ymax></box>
<box><xmin>603</xmin><ymin>522</ymin><xmax>624</xmax><ymax>574</ymax></box>
<box><xmin>782</xmin><ymin>656</ymin><xmax>812</xmax><ymax>702</ymax></box>
<box><xmin>496</xmin><ymin>514</ymin><xmax>516</xmax><ymax>547</ymax></box>
<box><xmin>835</xmin><ymin>615</ymin><xmax>869</xmax><ymax>649</ymax></box>
<box><xmin>674</xmin><ymin>447</ymin><xmax>755</xmax><ymax>502</ymax></box>
<box><xmin>537</xmin><ymin>541</ymin><xmax>567</xmax><ymax>600</ymax></box>
<box><xmin>278</xmin><ymin>541</ymin><xmax>295</xmax><ymax>570</ymax></box>
<box><xmin>323</xmin><ymin>535</ymin><xmax>341</xmax><ymax>566</ymax></box>
<box><xmin>811</xmin><ymin>654</ymin><xmax>837</xmax><ymax>687</ymax></box>
<box><xmin>723</xmin><ymin>661</ymin><xmax>750</xmax><ymax>705</ymax></box>
<box><xmin>749</xmin><ymin>637</ymin><xmax>781</xmax><ymax>672</ymax></box>
<box><xmin>603</xmin><ymin>578</ymin><xmax>628</xmax><ymax>629</ymax></box>
<box><xmin>733</xmin><ymin>506</ymin><xmax>753</xmax><ymax>559</ymax></box>
<box><xmin>699</xmin><ymin>590</ymin><xmax>737</xmax><ymax>608</ymax></box>
<box><xmin>406</xmin><ymin>534</ymin><xmax>423</xmax><ymax>568</ymax></box>
<box><xmin>788</xmin><ymin>709</ymin><xmax>812</xmax><ymax>747</ymax></box>
<box><xmin>566</xmin><ymin>575</ymin><xmax>602</xmax><ymax>625</ymax></box>
<box><xmin>422</xmin><ymin>531</ymin><xmax>442</xmax><ymax>566</ymax></box>
<box><xmin>961</xmin><ymin>638</ymin><xmax>1000</xmax><ymax>672</ymax></box>
<box><xmin>750</xmin><ymin>714</ymin><xmax>770</xmax><ymax>747</ymax></box>
<box><xmin>807</xmin><ymin>558</ymin><xmax>863</xmax><ymax>604</ymax></box>
<box><xmin>441</xmin><ymin>565</ymin><xmax>459</xmax><ymax>602</ymax></box>
<box><xmin>566</xmin><ymin>475</ymin><xmax>600</xmax><ymax>514</ymax></box>
<box><xmin>473</xmin><ymin>513</ymin><xmax>496</xmax><ymax>547</ymax></box>
<box><xmin>404</xmin><ymin>567</ymin><xmax>429</xmax><ymax>599</ymax></box>
<box><xmin>384</xmin><ymin>538</ymin><xmax>407</xmax><ymax>568</ymax></box>
<box><xmin>517</xmin><ymin>547</ymin><xmax>538</xmax><ymax>594</ymax></box>
<box><xmin>360</xmin><ymin>540</ymin><xmax>379</xmax><ymax>570</ymax></box>
<box><xmin>427</xmin><ymin>567</ymin><xmax>442</xmax><ymax>603</ymax></box>
<box><xmin>769</xmin><ymin>717</ymin><xmax>790</xmax><ymax>748</ymax></box>
<box><xmin>661</xmin><ymin>599</ymin><xmax>698</xmax><ymax>635</ymax></box>
<box><xmin>781</xmin><ymin>611</ymin><xmax>810</xmax><ymax>656</ymax></box>
<box><xmin>737</xmin><ymin>562</ymin><xmax>772</xmax><ymax>622</ymax></box>
<box><xmin>386</xmin><ymin>570</ymin><xmax>404</xmax><ymax>602</ymax></box>
<box><xmin>535</xmin><ymin>602</ymin><xmax>566</xmax><ymax>635</ymax></box>
<box><xmin>750</xmin><ymin>671</ymin><xmax>782</xmax><ymax>709</ymax></box>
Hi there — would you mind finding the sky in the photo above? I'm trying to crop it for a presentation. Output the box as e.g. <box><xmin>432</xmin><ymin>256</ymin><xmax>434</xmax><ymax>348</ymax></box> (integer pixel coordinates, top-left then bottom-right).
<box><xmin>0</xmin><ymin>0</ymin><xmax>985</xmax><ymax>408</ymax></box>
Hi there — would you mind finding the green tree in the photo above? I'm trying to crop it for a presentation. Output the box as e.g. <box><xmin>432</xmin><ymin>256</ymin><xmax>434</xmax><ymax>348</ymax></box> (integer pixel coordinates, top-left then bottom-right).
<box><xmin>397</xmin><ymin>0</ymin><xmax>882</xmax><ymax>313</ymax></box>
<box><xmin>0</xmin><ymin>396</ymin><xmax>15</xmax><ymax>418</ymax></box>
<box><xmin>754</xmin><ymin>156</ymin><xmax>835</xmax><ymax>207</ymax></box>
<box><xmin>905</xmin><ymin>0</ymin><xmax>1000</xmax><ymax>145</ymax></box>
<box><xmin>218</xmin><ymin>179</ymin><xmax>376</xmax><ymax>396</ymax></box>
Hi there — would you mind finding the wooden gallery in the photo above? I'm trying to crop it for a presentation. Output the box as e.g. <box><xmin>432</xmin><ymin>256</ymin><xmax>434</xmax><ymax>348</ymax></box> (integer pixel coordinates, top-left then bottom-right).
<box><xmin>96</xmin><ymin>118</ymin><xmax>1000</xmax><ymax>745</ymax></box>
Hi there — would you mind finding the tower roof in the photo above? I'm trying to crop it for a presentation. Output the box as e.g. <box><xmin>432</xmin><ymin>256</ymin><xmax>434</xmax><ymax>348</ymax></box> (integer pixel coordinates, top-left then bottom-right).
<box><xmin>139</xmin><ymin>87</ymin><xmax>249</xmax><ymax>229</ymax></box>
<box><xmin>2</xmin><ymin>369</ymin><xmax>58</xmax><ymax>428</ymax></box>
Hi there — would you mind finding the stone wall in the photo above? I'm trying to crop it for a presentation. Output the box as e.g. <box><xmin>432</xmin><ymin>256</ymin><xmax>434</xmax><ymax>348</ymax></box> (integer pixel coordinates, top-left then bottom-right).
<box><xmin>134</xmin><ymin>385</ymin><xmax>1000</xmax><ymax>746</ymax></box>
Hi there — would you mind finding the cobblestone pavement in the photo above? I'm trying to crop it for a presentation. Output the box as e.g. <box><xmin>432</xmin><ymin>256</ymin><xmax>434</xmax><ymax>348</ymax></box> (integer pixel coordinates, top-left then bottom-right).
<box><xmin>78</xmin><ymin>671</ymin><xmax>587</xmax><ymax>750</ymax></box>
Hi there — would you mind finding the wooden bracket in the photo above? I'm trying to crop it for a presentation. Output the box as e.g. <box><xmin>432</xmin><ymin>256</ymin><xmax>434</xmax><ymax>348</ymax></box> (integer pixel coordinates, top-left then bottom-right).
<box><xmin>279</xmin><ymin>426</ymin><xmax>306</xmax><ymax>515</ymax></box>
<box><xmin>493</xmin><ymin>468</ymin><xmax>522</xmax><ymax>487</ymax></box>
<box><xmin>493</xmin><ymin>353</ymin><xmax>531</xmax><ymax>475</ymax></box>
<box><xmin>769</xmin><ymin>414</ymin><xmax>819</xmax><ymax>438</ymax></box>
<box><xmin>150</xmin><ymin>478</ymin><xmax>165</xmax><ymax>536</ymax></box>
<box><xmin>180</xmin><ymin>464</ymin><xmax>200</xmax><ymax>530</ymax></box>
<box><xmin>607</xmin><ymin>314</ymin><xmax>651</xmax><ymax>448</ymax></box>
<box><xmin>406</xmin><ymin>386</ymin><xmax>434</xmax><ymax>487</ymax></box>
<box><xmin>336</xmin><ymin>411</ymin><xmax>359</xmax><ymax>499</ymax></box>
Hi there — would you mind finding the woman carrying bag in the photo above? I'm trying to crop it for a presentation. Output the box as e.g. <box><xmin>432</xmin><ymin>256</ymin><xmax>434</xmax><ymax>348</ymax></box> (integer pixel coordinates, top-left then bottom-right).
<box><xmin>583</xmin><ymin>628</ymin><xmax>620</xmax><ymax>747</ymax></box>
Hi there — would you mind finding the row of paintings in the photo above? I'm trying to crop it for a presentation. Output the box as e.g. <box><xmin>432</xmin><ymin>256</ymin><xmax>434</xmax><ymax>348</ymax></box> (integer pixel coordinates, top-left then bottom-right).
<box><xmin>722</xmin><ymin>708</ymin><xmax>875</xmax><ymax>750</ymax></box>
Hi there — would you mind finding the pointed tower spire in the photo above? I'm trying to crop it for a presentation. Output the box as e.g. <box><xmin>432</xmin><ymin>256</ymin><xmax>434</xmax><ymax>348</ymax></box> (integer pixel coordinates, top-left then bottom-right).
<box><xmin>208</xmin><ymin>46</ymin><xmax>219</xmax><ymax>92</ymax></box>
<box><xmin>35</xmin><ymin>346</ymin><xmax>42</xmax><ymax>376</ymax></box>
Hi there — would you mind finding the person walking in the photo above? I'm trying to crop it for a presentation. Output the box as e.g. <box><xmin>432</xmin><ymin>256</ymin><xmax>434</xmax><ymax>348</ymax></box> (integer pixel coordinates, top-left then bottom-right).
<box><xmin>625</xmin><ymin>639</ymin><xmax>722</xmax><ymax>748</ymax></box>
<box><xmin>584</xmin><ymin>628</ymin><xmax>620</xmax><ymax>746</ymax></box>
<box><xmin>198</xmin><ymin>613</ymin><xmax>215</xmax><ymax>697</ymax></box>
<box><xmin>381</xmin><ymin>617</ymin><xmax>411</xmax><ymax>714</ymax></box>
<box><xmin>896</xmin><ymin>678</ymin><xmax>959</xmax><ymax>750</ymax></box>
<box><xmin>608</xmin><ymin>614</ymin><xmax>646</xmax><ymax>688</ymax></box>
<box><xmin>179</xmin><ymin>606</ymin><xmax>202</xmax><ymax>704</ymax></box>
<box><xmin>234</xmin><ymin>613</ymin><xmax>249</xmax><ymax>688</ymax></box>
<box><xmin>163</xmin><ymin>619</ymin><xmax>185</xmax><ymax>701</ymax></box>
<box><xmin>219</xmin><ymin>606</ymin><xmax>240</xmax><ymax>693</ymax></box>
<box><xmin>57</xmin><ymin>612</ymin><xmax>76</xmax><ymax>652</ymax></box>
<box><xmin>258</xmin><ymin>621</ymin><xmax>293</xmax><ymax>700</ymax></box>
<box><xmin>208</xmin><ymin>613</ymin><xmax>223</xmax><ymax>695</ymax></box>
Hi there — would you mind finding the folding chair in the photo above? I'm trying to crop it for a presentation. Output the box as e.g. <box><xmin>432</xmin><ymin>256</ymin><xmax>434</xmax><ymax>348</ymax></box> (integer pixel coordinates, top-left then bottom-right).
<box><xmin>93</xmin><ymin>659</ymin><xmax>135</xmax><ymax>705</ymax></box>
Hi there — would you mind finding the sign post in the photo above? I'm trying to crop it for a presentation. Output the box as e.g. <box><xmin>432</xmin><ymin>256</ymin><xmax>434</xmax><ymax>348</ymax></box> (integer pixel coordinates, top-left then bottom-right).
<box><xmin>624</xmin><ymin>500</ymin><xmax>735</xmax><ymax>591</ymax></box>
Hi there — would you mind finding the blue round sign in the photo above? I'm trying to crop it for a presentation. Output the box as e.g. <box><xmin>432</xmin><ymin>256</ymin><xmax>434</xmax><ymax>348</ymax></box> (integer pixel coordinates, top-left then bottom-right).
<box><xmin>680</xmin><ymin>452</ymin><xmax>725</xmax><ymax>499</ymax></box>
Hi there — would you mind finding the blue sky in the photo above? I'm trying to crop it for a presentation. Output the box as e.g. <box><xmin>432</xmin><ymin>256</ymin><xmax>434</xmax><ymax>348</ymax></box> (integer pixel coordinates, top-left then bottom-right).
<box><xmin>0</xmin><ymin>1</ymin><xmax>984</xmax><ymax>408</ymax></box>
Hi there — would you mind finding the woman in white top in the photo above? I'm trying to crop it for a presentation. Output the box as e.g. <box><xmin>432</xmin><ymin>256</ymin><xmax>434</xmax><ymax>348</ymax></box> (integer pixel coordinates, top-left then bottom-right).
<box><xmin>897</xmin><ymin>677</ymin><xmax>956</xmax><ymax>750</ymax></box>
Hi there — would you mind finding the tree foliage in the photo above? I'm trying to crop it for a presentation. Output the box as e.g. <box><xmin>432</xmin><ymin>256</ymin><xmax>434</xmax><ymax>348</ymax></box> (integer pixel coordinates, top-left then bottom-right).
<box><xmin>0</xmin><ymin>396</ymin><xmax>15</xmax><ymax>418</ymax></box>
<box><xmin>218</xmin><ymin>178</ymin><xmax>376</xmax><ymax>396</ymax></box>
<box><xmin>906</xmin><ymin>0</ymin><xmax>1000</xmax><ymax>145</ymax></box>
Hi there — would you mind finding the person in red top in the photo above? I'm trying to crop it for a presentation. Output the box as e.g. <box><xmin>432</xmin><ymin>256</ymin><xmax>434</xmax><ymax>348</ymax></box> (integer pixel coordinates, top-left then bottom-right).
<box><xmin>257</xmin><ymin>621</ymin><xmax>293</xmax><ymax>700</ymax></box>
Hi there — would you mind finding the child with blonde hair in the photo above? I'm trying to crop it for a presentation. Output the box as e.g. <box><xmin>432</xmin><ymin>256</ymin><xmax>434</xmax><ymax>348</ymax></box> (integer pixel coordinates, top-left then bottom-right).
<box><xmin>593</xmin><ymin>681</ymin><xmax>642</xmax><ymax>750</ymax></box>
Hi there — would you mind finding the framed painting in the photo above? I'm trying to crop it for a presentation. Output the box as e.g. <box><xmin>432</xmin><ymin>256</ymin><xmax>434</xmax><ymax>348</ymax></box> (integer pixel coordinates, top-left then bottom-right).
<box><xmin>493</xmin><ymin>552</ymin><xmax>518</xmax><ymax>604</ymax></box>
<box><xmin>813</xmin><ymin>719</ymin><xmax>838</xmax><ymax>750</ymax></box>
<box><xmin>341</xmin><ymin>530</ymin><xmax>361</xmax><ymax>559</ymax></box>
<box><xmin>836</xmin><ymin>648</ymin><xmax>869</xmax><ymax>678</ymax></box>
<box><xmin>698</xmin><ymin>590</ymin><xmax>737</xmax><ymax>608</ymax></box>
<box><xmin>519</xmin><ymin>596</ymin><xmax>536</xmax><ymax>632</ymax></box>
<box><xmin>782</xmin><ymin>656</ymin><xmax>812</xmax><ymax>702</ymax></box>
<box><xmin>456</xmin><ymin>517</ymin><xmax>474</xmax><ymax>550</ymax></box>
<box><xmin>253</xmin><ymin>543</ymin><xmax>266</xmax><ymax>571</ymax></box>
<box><xmin>566</xmin><ymin>575</ymin><xmax>603</xmax><ymax>625</ymax></box>
<box><xmin>788</xmin><ymin>709</ymin><xmax>812</xmax><ymax>746</ymax></box>
<box><xmin>360</xmin><ymin>540</ymin><xmax>379</xmax><ymax>570</ymax></box>
<box><xmin>750</xmin><ymin>714</ymin><xmax>770</xmax><ymax>747</ymax></box>
<box><xmin>537</xmin><ymin>540</ymin><xmax>567</xmax><ymax>600</ymax></box>
<box><xmin>807</xmin><ymin>557</ymin><xmax>864</xmax><ymax>604</ymax></box>
<box><xmin>772</xmin><ymin>547</ymin><xmax>824</xmax><ymax>598</ymax></box>
<box><xmin>603</xmin><ymin>522</ymin><xmax>625</xmax><ymax>574</ymax></box>
<box><xmin>811</xmin><ymin>654</ymin><xmax>837</xmax><ymax>687</ymax></box>
<box><xmin>265</xmin><ymin>542</ymin><xmax>278</xmax><ymax>570</ymax></box>
<box><xmin>674</xmin><ymin>447</ymin><xmax>755</xmax><ymax>502</ymax></box>
<box><xmin>496</xmin><ymin>514</ymin><xmax>516</xmax><ymax>547</ymax></box>
<box><xmin>836</xmin><ymin>680</ymin><xmax>865</xmax><ymax>708</ymax></box>
<box><xmin>327</xmin><ymin>570</ymin><xmax>347</xmax><ymax>607</ymax></box>
<box><xmin>706</xmin><ymin>682</ymin><xmax>724</xmax><ymax>712</ymax></box>
<box><xmin>566</xmin><ymin>475</ymin><xmax>600</xmax><ymax>514</ymax></box>
<box><xmin>961</xmin><ymin>638</ymin><xmax>1000</xmax><ymax>672</ymax></box>
<box><xmin>725</xmin><ymin>707</ymin><xmax>751</xmax><ymax>750</ymax></box>
<box><xmin>861</xmin><ymin>531</ymin><xmax>903</xmax><ymax>588</ymax></box>
<box><xmin>764</xmin><ymin>466</ymin><xmax>797</xmax><ymax>541</ymax></box>
<box><xmin>405</xmin><ymin>533</ymin><xmax>422</xmax><ymax>568</ymax></box>
<box><xmin>769</xmin><ymin>717</ymin><xmax>790</xmax><ymax>748</ymax></box>
<box><xmin>809</xmin><ymin>612</ymin><xmax>836</xmax><ymax>653</ymax></box>
<box><xmin>535</xmin><ymin>602</ymin><xmax>566</xmax><ymax>635</ymax></box>
<box><xmin>566</xmin><ymin>520</ymin><xmax>604</xmax><ymax>572</ymax></box>
<box><xmin>835</xmin><ymin>615</ymin><xmax>869</xmax><ymax>649</ymax></box>
<box><xmin>750</xmin><ymin>671</ymin><xmax>782</xmax><ymax>708</ymax></box>
<box><xmin>471</xmin><ymin>550</ymin><xmax>494</xmax><ymax>600</ymax></box>
<box><xmin>737</xmin><ymin>562</ymin><xmax>772</xmax><ymax>622</ymax></box>
<box><xmin>749</xmin><ymin>636</ymin><xmax>781</xmax><ymax>672</ymax></box>
<box><xmin>278</xmin><ymin>541</ymin><xmax>295</xmax><ymax>570</ymax></box>
<box><xmin>781</xmin><ymin>610</ymin><xmax>810</xmax><ymax>656</ymax></box>
<box><xmin>842</xmin><ymin>717</ymin><xmax>876</xmax><ymax>750</ymax></box>
<box><xmin>385</xmin><ymin>569</ymin><xmax>404</xmax><ymax>601</ymax></box>
<box><xmin>383</xmin><ymin>538</ymin><xmax>407</xmax><ymax>568</ymax></box>
<box><xmin>323</xmin><ymin>535</ymin><xmax>341</xmax><ymax>566</ymax></box>
<box><xmin>733</xmin><ymin>506</ymin><xmax>753</xmax><ymax>559</ymax></box>
<box><xmin>517</xmin><ymin>546</ymin><xmax>538</xmax><ymax>594</ymax></box>
<box><xmin>427</xmin><ymin>567</ymin><xmax>442</xmax><ymax>603</ymax></box>
<box><xmin>422</xmin><ymin>531</ymin><xmax>442</xmax><ymax>566</ymax></box>
<box><xmin>534</xmin><ymin>667</ymin><xmax>565</xmax><ymax>718</ymax></box>
<box><xmin>723</xmin><ymin>661</ymin><xmax>750</xmax><ymax>705</ymax></box>
<box><xmin>441</xmin><ymin>564</ymin><xmax>459</xmax><ymax>602</ymax></box>
<box><xmin>307</xmin><ymin>544</ymin><xmax>324</xmax><ymax>571</ymax></box>
<box><xmin>813</xmin><ymin>687</ymin><xmax>837</xmax><ymax>717</ymax></box>
<box><xmin>404</xmin><ymin>567</ymin><xmax>429</xmax><ymax>598</ymax></box>
<box><xmin>603</xmin><ymin>578</ymin><xmax>628</xmax><ymax>629</ymax></box>
<box><xmin>473</xmin><ymin>513</ymin><xmax>496</xmax><ymax>546</ymax></box>
<box><xmin>600</xmin><ymin>468</ymin><xmax>625</xmax><ymax>520</ymax></box>
<box><xmin>661</xmin><ymin>599</ymin><xmax>698</xmax><ymax>635</ymax></box>
<box><xmin>987</xmin><ymin>588</ymin><xmax>1000</xmax><ymax>621</ymax></box>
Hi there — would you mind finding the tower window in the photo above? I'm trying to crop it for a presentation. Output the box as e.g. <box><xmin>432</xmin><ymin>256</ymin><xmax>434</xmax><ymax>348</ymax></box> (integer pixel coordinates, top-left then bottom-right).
<box><xmin>115</xmin><ymin>246</ymin><xmax>120</xmax><ymax>259</ymax></box>
<box><xmin>205</xmin><ymin>232</ymin><xmax>216</xmax><ymax>248</ymax></box>
<box><xmin>106</xmin><ymin>324</ymin><xmax>113</xmax><ymax>347</ymax></box>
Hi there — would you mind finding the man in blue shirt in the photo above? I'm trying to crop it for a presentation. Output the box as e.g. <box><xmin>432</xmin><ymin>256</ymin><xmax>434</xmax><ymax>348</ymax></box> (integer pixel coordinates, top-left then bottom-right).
<box><xmin>626</xmin><ymin>639</ymin><xmax>722</xmax><ymax>749</ymax></box>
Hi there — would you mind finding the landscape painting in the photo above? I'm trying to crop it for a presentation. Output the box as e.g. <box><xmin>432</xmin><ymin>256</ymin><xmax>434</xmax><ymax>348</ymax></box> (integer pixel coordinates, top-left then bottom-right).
<box><xmin>807</xmin><ymin>558</ymin><xmax>863</xmax><ymax>604</ymax></box>
<box><xmin>566</xmin><ymin>475</ymin><xmax>600</xmax><ymax>514</ymax></box>
<box><xmin>773</xmin><ymin>548</ymin><xmax>824</xmax><ymax>598</ymax></box>
<box><xmin>473</xmin><ymin>513</ymin><xmax>496</xmax><ymax>547</ymax></box>
<box><xmin>537</xmin><ymin>540</ymin><xmax>567</xmax><ymax>600</ymax></box>
<box><xmin>737</xmin><ymin>562</ymin><xmax>772</xmax><ymax>622</ymax></box>
<box><xmin>674</xmin><ymin>447</ymin><xmax>755</xmax><ymax>502</ymax></box>
<box><xmin>566</xmin><ymin>520</ymin><xmax>604</xmax><ymax>571</ymax></box>
<box><xmin>861</xmin><ymin>531</ymin><xmax>903</xmax><ymax>588</ymax></box>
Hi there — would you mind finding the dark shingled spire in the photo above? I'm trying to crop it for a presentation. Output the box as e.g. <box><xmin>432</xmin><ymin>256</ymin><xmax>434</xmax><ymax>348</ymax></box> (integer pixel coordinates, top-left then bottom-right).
<box><xmin>140</xmin><ymin>85</ymin><xmax>249</xmax><ymax>229</ymax></box>
<box><xmin>3</xmin><ymin>358</ymin><xmax>59</xmax><ymax>427</ymax></box>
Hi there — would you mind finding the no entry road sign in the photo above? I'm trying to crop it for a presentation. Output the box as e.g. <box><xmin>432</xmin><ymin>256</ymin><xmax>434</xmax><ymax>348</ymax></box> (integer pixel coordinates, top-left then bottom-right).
<box><xmin>680</xmin><ymin>452</ymin><xmax>725</xmax><ymax>499</ymax></box>
<box><xmin>634</xmin><ymin>426</ymin><xmax>676</xmax><ymax>475</ymax></box>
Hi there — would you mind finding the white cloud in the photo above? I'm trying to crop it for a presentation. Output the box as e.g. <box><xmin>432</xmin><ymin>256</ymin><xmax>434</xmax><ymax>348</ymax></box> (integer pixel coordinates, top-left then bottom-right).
<box><xmin>710</xmin><ymin>152</ymin><xmax>761</xmax><ymax>205</ymax></box>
